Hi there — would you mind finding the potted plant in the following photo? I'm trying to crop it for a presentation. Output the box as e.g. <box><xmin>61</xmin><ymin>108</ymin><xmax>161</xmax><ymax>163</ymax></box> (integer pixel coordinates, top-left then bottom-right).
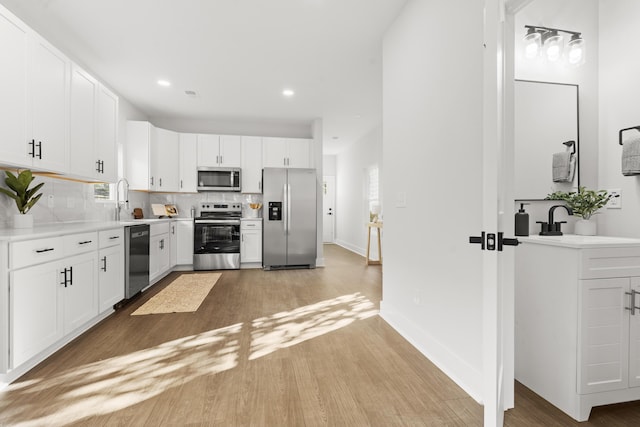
<box><xmin>546</xmin><ymin>186</ymin><xmax>614</xmax><ymax>235</ymax></box>
<box><xmin>0</xmin><ymin>170</ymin><xmax>44</xmax><ymax>228</ymax></box>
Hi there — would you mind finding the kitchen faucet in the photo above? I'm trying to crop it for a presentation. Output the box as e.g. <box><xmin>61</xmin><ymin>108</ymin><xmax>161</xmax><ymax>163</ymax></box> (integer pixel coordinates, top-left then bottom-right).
<box><xmin>115</xmin><ymin>178</ymin><xmax>130</xmax><ymax>221</ymax></box>
<box><xmin>537</xmin><ymin>204</ymin><xmax>573</xmax><ymax>236</ymax></box>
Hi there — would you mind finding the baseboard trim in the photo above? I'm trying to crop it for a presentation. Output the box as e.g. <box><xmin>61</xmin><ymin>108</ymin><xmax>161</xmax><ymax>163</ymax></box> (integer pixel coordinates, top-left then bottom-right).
<box><xmin>334</xmin><ymin>239</ymin><xmax>365</xmax><ymax>257</ymax></box>
<box><xmin>379</xmin><ymin>300</ymin><xmax>483</xmax><ymax>404</ymax></box>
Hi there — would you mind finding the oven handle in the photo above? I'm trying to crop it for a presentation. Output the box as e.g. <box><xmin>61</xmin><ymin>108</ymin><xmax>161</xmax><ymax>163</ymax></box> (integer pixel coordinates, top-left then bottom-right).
<box><xmin>195</xmin><ymin>219</ymin><xmax>241</xmax><ymax>225</ymax></box>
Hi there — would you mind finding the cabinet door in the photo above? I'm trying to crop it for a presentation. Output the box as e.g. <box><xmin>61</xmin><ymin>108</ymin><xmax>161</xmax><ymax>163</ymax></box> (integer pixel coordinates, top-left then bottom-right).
<box><xmin>170</xmin><ymin>222</ymin><xmax>177</xmax><ymax>268</ymax></box>
<box><xmin>10</xmin><ymin>260</ymin><xmax>63</xmax><ymax>367</ymax></box>
<box><xmin>241</xmin><ymin>229</ymin><xmax>262</xmax><ymax>263</ymax></box>
<box><xmin>0</xmin><ymin>8</ymin><xmax>30</xmax><ymax>168</ymax></box>
<box><xmin>241</xmin><ymin>136</ymin><xmax>263</xmax><ymax>193</ymax></box>
<box><xmin>149</xmin><ymin>234</ymin><xmax>161</xmax><ymax>281</ymax></box>
<box><xmin>63</xmin><ymin>252</ymin><xmax>98</xmax><ymax>333</ymax></box>
<box><xmin>99</xmin><ymin>245</ymin><xmax>124</xmax><ymax>312</ymax></box>
<box><xmin>155</xmin><ymin>128</ymin><xmax>180</xmax><ymax>191</ymax></box>
<box><xmin>68</xmin><ymin>64</ymin><xmax>98</xmax><ymax>179</ymax></box>
<box><xmin>29</xmin><ymin>33</ymin><xmax>69</xmax><ymax>173</ymax></box>
<box><xmin>179</xmin><ymin>133</ymin><xmax>197</xmax><ymax>192</ymax></box>
<box><xmin>158</xmin><ymin>234</ymin><xmax>171</xmax><ymax>276</ymax></box>
<box><xmin>148</xmin><ymin>126</ymin><xmax>159</xmax><ymax>191</ymax></box>
<box><xmin>263</xmin><ymin>137</ymin><xmax>287</xmax><ymax>167</ymax></box>
<box><xmin>578</xmin><ymin>278</ymin><xmax>630</xmax><ymax>394</ymax></box>
<box><xmin>96</xmin><ymin>85</ymin><xmax>118</xmax><ymax>183</ymax></box>
<box><xmin>219</xmin><ymin>135</ymin><xmax>241</xmax><ymax>167</ymax></box>
<box><xmin>126</xmin><ymin>121</ymin><xmax>152</xmax><ymax>191</ymax></box>
<box><xmin>629</xmin><ymin>277</ymin><xmax>640</xmax><ymax>387</ymax></box>
<box><xmin>287</xmin><ymin>138</ymin><xmax>311</xmax><ymax>168</ymax></box>
<box><xmin>176</xmin><ymin>220</ymin><xmax>194</xmax><ymax>265</ymax></box>
<box><xmin>197</xmin><ymin>134</ymin><xmax>220</xmax><ymax>167</ymax></box>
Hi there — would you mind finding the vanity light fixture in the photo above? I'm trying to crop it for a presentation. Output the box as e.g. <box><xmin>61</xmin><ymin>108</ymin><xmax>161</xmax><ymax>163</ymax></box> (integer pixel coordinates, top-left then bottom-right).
<box><xmin>523</xmin><ymin>25</ymin><xmax>585</xmax><ymax>66</ymax></box>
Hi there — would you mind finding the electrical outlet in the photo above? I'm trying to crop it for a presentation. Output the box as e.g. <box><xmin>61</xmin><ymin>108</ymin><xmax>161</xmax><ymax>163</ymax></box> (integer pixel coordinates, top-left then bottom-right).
<box><xmin>607</xmin><ymin>189</ymin><xmax>621</xmax><ymax>209</ymax></box>
<box><xmin>47</xmin><ymin>194</ymin><xmax>54</xmax><ymax>208</ymax></box>
<box><xmin>396</xmin><ymin>191</ymin><xmax>407</xmax><ymax>208</ymax></box>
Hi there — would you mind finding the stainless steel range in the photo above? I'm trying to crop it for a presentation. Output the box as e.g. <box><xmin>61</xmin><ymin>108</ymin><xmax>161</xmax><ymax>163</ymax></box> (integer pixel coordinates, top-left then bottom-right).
<box><xmin>193</xmin><ymin>202</ymin><xmax>242</xmax><ymax>270</ymax></box>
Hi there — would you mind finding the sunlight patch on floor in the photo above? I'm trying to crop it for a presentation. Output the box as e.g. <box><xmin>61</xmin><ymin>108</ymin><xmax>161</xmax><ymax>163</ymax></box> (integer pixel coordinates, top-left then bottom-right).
<box><xmin>0</xmin><ymin>323</ymin><xmax>243</xmax><ymax>427</ymax></box>
<box><xmin>249</xmin><ymin>292</ymin><xmax>378</xmax><ymax>360</ymax></box>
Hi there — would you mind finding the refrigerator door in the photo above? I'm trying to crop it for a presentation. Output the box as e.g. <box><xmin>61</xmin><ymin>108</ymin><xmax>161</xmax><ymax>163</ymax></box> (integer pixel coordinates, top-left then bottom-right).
<box><xmin>287</xmin><ymin>168</ymin><xmax>317</xmax><ymax>267</ymax></box>
<box><xmin>263</xmin><ymin>168</ymin><xmax>287</xmax><ymax>268</ymax></box>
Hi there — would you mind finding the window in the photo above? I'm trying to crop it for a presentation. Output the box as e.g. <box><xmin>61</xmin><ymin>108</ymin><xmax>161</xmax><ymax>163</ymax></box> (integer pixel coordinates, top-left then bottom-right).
<box><xmin>94</xmin><ymin>183</ymin><xmax>114</xmax><ymax>201</ymax></box>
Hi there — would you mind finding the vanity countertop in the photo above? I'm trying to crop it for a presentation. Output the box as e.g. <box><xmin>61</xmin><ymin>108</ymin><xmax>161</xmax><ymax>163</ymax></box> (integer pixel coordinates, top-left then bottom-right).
<box><xmin>519</xmin><ymin>234</ymin><xmax>640</xmax><ymax>249</ymax></box>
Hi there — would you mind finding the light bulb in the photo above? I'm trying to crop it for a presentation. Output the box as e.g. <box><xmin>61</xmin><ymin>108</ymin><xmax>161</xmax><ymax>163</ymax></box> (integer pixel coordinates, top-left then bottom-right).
<box><xmin>523</xmin><ymin>28</ymin><xmax>541</xmax><ymax>59</ymax></box>
<box><xmin>543</xmin><ymin>31</ymin><xmax>563</xmax><ymax>62</ymax></box>
<box><xmin>566</xmin><ymin>35</ymin><xmax>585</xmax><ymax>66</ymax></box>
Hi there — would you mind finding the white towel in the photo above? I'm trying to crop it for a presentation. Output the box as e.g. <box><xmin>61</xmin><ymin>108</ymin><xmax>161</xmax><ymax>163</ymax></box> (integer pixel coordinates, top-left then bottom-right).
<box><xmin>622</xmin><ymin>137</ymin><xmax>640</xmax><ymax>176</ymax></box>
<box><xmin>552</xmin><ymin>151</ymin><xmax>574</xmax><ymax>182</ymax></box>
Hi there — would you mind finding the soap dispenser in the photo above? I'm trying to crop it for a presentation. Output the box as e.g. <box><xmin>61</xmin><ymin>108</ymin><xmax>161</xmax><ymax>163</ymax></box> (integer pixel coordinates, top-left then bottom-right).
<box><xmin>515</xmin><ymin>203</ymin><xmax>530</xmax><ymax>236</ymax></box>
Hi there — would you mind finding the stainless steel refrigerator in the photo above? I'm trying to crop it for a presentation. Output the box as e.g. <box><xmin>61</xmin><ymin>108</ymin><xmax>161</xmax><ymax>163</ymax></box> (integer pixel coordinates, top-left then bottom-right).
<box><xmin>263</xmin><ymin>168</ymin><xmax>317</xmax><ymax>270</ymax></box>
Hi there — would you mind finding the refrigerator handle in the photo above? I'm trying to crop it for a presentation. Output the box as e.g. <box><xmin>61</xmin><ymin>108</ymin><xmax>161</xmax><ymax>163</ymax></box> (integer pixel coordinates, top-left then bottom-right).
<box><xmin>283</xmin><ymin>184</ymin><xmax>288</xmax><ymax>233</ymax></box>
<box><xmin>287</xmin><ymin>183</ymin><xmax>292</xmax><ymax>235</ymax></box>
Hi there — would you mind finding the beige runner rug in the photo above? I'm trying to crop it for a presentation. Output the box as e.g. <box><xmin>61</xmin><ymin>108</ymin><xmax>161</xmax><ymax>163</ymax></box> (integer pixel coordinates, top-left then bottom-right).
<box><xmin>131</xmin><ymin>272</ymin><xmax>221</xmax><ymax>316</ymax></box>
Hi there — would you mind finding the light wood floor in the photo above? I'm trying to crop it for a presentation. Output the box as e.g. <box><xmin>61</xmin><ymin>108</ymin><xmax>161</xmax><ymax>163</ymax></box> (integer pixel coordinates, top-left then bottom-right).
<box><xmin>2</xmin><ymin>244</ymin><xmax>640</xmax><ymax>426</ymax></box>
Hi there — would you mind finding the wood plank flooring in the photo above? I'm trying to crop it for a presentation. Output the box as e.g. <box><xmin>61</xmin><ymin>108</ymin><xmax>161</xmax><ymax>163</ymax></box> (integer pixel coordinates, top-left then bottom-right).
<box><xmin>1</xmin><ymin>244</ymin><xmax>640</xmax><ymax>426</ymax></box>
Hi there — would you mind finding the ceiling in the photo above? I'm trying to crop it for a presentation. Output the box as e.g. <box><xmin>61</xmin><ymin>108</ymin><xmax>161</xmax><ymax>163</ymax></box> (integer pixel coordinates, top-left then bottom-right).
<box><xmin>1</xmin><ymin>0</ymin><xmax>408</xmax><ymax>154</ymax></box>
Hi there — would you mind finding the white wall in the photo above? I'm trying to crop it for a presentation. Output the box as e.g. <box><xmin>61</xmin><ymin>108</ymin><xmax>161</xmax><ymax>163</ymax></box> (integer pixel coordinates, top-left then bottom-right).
<box><xmin>513</xmin><ymin>0</ymin><xmax>599</xmax><ymax>235</ymax></box>
<box><xmin>380</xmin><ymin>0</ymin><xmax>484</xmax><ymax>400</ymax></box>
<box><xmin>150</xmin><ymin>117</ymin><xmax>311</xmax><ymax>139</ymax></box>
<box><xmin>323</xmin><ymin>155</ymin><xmax>336</xmax><ymax>177</ymax></box>
<box><xmin>597</xmin><ymin>0</ymin><xmax>640</xmax><ymax>237</ymax></box>
<box><xmin>334</xmin><ymin>126</ymin><xmax>382</xmax><ymax>257</ymax></box>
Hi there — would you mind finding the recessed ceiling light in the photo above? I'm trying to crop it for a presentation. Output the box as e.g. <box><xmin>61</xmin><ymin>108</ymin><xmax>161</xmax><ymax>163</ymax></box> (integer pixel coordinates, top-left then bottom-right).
<box><xmin>185</xmin><ymin>90</ymin><xmax>197</xmax><ymax>96</ymax></box>
<box><xmin>157</xmin><ymin>80</ymin><xmax>171</xmax><ymax>87</ymax></box>
<box><xmin>332</xmin><ymin>136</ymin><xmax>339</xmax><ymax>140</ymax></box>
<box><xmin>282</xmin><ymin>88</ymin><xmax>295</xmax><ymax>97</ymax></box>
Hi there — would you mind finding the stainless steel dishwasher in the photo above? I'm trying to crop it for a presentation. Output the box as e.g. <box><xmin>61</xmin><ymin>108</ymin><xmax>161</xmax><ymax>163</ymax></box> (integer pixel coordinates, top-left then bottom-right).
<box><xmin>125</xmin><ymin>224</ymin><xmax>150</xmax><ymax>298</ymax></box>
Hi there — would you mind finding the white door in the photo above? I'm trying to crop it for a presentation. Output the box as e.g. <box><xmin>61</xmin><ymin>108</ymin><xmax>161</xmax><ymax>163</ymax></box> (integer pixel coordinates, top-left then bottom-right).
<box><xmin>323</xmin><ymin>176</ymin><xmax>335</xmax><ymax>243</ymax></box>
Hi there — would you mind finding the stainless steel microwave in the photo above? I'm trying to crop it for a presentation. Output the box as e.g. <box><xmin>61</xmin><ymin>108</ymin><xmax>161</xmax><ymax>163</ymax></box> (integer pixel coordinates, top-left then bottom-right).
<box><xmin>197</xmin><ymin>167</ymin><xmax>241</xmax><ymax>192</ymax></box>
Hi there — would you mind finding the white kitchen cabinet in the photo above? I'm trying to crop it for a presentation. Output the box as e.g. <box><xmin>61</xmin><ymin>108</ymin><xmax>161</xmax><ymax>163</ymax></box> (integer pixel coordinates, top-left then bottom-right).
<box><xmin>0</xmin><ymin>7</ymin><xmax>30</xmax><ymax>169</ymax></box>
<box><xmin>170</xmin><ymin>222</ymin><xmax>177</xmax><ymax>268</ymax></box>
<box><xmin>68</xmin><ymin>64</ymin><xmax>98</xmax><ymax>179</ymax></box>
<box><xmin>197</xmin><ymin>134</ymin><xmax>241</xmax><ymax>167</ymax></box>
<box><xmin>150</xmin><ymin>223</ymin><xmax>171</xmax><ymax>283</ymax></box>
<box><xmin>241</xmin><ymin>136</ymin><xmax>263</xmax><ymax>193</ymax></box>
<box><xmin>10</xmin><ymin>259</ymin><xmax>63</xmax><ymax>368</ymax></box>
<box><xmin>154</xmin><ymin>128</ymin><xmax>180</xmax><ymax>192</ymax></box>
<box><xmin>95</xmin><ymin>84</ymin><xmax>118</xmax><ymax>183</ymax></box>
<box><xmin>98</xmin><ymin>228</ymin><xmax>124</xmax><ymax>312</ymax></box>
<box><xmin>241</xmin><ymin>220</ymin><xmax>262</xmax><ymax>265</ymax></box>
<box><xmin>263</xmin><ymin>137</ymin><xmax>311</xmax><ymax>168</ymax></box>
<box><xmin>63</xmin><ymin>251</ymin><xmax>99</xmax><ymax>333</ymax></box>
<box><xmin>126</xmin><ymin>121</ymin><xmax>155</xmax><ymax>191</ymax></box>
<box><xmin>516</xmin><ymin>238</ymin><xmax>640</xmax><ymax>421</ymax></box>
<box><xmin>179</xmin><ymin>133</ymin><xmax>197</xmax><ymax>192</ymax></box>
<box><xmin>28</xmin><ymin>32</ymin><xmax>69</xmax><ymax>173</ymax></box>
<box><xmin>176</xmin><ymin>220</ymin><xmax>194</xmax><ymax>265</ymax></box>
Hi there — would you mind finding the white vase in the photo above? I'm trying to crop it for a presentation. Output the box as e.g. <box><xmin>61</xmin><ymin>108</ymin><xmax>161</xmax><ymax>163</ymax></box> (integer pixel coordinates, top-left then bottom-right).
<box><xmin>574</xmin><ymin>218</ymin><xmax>596</xmax><ymax>236</ymax></box>
<box><xmin>13</xmin><ymin>214</ymin><xmax>33</xmax><ymax>229</ymax></box>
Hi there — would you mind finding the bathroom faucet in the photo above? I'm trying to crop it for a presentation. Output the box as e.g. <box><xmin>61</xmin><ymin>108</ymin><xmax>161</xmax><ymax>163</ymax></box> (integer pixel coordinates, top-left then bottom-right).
<box><xmin>115</xmin><ymin>178</ymin><xmax>130</xmax><ymax>221</ymax></box>
<box><xmin>537</xmin><ymin>204</ymin><xmax>573</xmax><ymax>236</ymax></box>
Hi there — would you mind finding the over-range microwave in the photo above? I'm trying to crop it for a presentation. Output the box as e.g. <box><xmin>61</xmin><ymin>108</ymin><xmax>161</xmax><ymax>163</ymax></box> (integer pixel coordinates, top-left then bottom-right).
<box><xmin>197</xmin><ymin>167</ymin><xmax>241</xmax><ymax>192</ymax></box>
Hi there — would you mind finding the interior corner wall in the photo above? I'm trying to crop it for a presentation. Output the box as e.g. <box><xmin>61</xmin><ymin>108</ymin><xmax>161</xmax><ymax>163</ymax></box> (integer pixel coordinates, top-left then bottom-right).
<box><xmin>334</xmin><ymin>126</ymin><xmax>382</xmax><ymax>256</ymax></box>
<box><xmin>380</xmin><ymin>0</ymin><xmax>484</xmax><ymax>401</ymax></box>
<box><xmin>597</xmin><ymin>0</ymin><xmax>640</xmax><ymax>237</ymax></box>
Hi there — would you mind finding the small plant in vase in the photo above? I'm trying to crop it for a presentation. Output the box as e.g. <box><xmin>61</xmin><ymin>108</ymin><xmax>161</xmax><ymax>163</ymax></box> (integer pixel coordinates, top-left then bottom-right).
<box><xmin>546</xmin><ymin>186</ymin><xmax>614</xmax><ymax>235</ymax></box>
<box><xmin>0</xmin><ymin>170</ymin><xmax>44</xmax><ymax>228</ymax></box>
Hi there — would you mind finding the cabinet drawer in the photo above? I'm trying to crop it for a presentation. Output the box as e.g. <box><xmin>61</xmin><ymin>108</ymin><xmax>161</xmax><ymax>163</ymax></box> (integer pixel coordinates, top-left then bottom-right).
<box><xmin>64</xmin><ymin>232</ymin><xmax>98</xmax><ymax>256</ymax></box>
<box><xmin>10</xmin><ymin>237</ymin><xmax>63</xmax><ymax>270</ymax></box>
<box><xmin>580</xmin><ymin>247</ymin><xmax>640</xmax><ymax>279</ymax></box>
<box><xmin>241</xmin><ymin>220</ymin><xmax>262</xmax><ymax>230</ymax></box>
<box><xmin>99</xmin><ymin>228</ymin><xmax>124</xmax><ymax>248</ymax></box>
<box><xmin>150</xmin><ymin>222</ymin><xmax>170</xmax><ymax>236</ymax></box>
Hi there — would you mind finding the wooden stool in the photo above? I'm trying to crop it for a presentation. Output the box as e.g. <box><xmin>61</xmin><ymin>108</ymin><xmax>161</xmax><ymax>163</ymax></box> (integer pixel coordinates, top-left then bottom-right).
<box><xmin>366</xmin><ymin>222</ymin><xmax>382</xmax><ymax>265</ymax></box>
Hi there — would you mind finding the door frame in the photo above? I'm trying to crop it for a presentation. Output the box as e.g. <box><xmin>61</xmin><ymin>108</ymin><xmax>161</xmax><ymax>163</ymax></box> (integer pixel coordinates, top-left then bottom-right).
<box><xmin>322</xmin><ymin>175</ymin><xmax>336</xmax><ymax>243</ymax></box>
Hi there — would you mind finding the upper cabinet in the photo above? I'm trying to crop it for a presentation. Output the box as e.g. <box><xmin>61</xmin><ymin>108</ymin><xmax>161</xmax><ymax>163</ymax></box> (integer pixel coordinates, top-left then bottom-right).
<box><xmin>263</xmin><ymin>137</ymin><xmax>311</xmax><ymax>168</ymax></box>
<box><xmin>0</xmin><ymin>5</ymin><xmax>118</xmax><ymax>181</ymax></box>
<box><xmin>154</xmin><ymin>128</ymin><xmax>180</xmax><ymax>192</ymax></box>
<box><xmin>241</xmin><ymin>136</ymin><xmax>263</xmax><ymax>193</ymax></box>
<box><xmin>197</xmin><ymin>134</ymin><xmax>241</xmax><ymax>167</ymax></box>
<box><xmin>179</xmin><ymin>133</ymin><xmax>197</xmax><ymax>192</ymax></box>
<box><xmin>126</xmin><ymin>121</ymin><xmax>154</xmax><ymax>191</ymax></box>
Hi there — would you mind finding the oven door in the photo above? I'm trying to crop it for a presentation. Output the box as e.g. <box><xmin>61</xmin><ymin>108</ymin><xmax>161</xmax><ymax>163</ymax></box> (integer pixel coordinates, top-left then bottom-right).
<box><xmin>193</xmin><ymin>219</ymin><xmax>241</xmax><ymax>270</ymax></box>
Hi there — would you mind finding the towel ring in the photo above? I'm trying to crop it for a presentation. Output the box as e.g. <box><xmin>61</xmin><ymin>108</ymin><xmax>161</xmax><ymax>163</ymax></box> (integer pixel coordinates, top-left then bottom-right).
<box><xmin>563</xmin><ymin>140</ymin><xmax>576</xmax><ymax>155</ymax></box>
<box><xmin>619</xmin><ymin>126</ymin><xmax>640</xmax><ymax>145</ymax></box>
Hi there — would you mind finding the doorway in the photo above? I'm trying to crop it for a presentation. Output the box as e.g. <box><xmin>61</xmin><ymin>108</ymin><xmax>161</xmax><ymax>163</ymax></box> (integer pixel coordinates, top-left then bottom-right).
<box><xmin>322</xmin><ymin>176</ymin><xmax>335</xmax><ymax>243</ymax></box>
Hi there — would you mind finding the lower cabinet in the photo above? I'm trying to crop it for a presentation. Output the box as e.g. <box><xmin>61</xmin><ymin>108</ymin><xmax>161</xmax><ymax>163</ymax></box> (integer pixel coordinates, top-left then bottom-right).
<box><xmin>63</xmin><ymin>252</ymin><xmax>99</xmax><ymax>333</ymax></box>
<box><xmin>150</xmin><ymin>223</ymin><xmax>171</xmax><ymax>283</ymax></box>
<box><xmin>176</xmin><ymin>220</ymin><xmax>194</xmax><ymax>265</ymax></box>
<box><xmin>241</xmin><ymin>220</ymin><xmax>262</xmax><ymax>265</ymax></box>
<box><xmin>98</xmin><ymin>244</ymin><xmax>124</xmax><ymax>312</ymax></box>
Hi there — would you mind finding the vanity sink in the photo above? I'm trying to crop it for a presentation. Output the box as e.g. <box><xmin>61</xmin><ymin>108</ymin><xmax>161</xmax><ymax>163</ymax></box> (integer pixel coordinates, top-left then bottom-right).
<box><xmin>519</xmin><ymin>234</ymin><xmax>640</xmax><ymax>249</ymax></box>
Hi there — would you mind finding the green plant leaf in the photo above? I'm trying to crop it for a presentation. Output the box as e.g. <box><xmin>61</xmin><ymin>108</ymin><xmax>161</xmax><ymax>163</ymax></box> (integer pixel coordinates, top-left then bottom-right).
<box><xmin>0</xmin><ymin>170</ymin><xmax>45</xmax><ymax>214</ymax></box>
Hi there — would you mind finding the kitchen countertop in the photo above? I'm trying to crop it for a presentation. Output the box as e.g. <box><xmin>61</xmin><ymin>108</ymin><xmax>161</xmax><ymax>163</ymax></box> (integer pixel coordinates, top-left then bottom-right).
<box><xmin>0</xmin><ymin>217</ymin><xmax>193</xmax><ymax>242</ymax></box>
<box><xmin>519</xmin><ymin>234</ymin><xmax>640</xmax><ymax>249</ymax></box>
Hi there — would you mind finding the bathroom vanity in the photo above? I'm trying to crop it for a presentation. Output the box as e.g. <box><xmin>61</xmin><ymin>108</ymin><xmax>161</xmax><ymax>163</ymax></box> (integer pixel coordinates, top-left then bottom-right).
<box><xmin>516</xmin><ymin>235</ymin><xmax>640</xmax><ymax>421</ymax></box>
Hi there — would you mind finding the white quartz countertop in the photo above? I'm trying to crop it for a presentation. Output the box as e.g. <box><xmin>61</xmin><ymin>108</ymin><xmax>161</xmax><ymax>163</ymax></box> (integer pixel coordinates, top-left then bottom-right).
<box><xmin>0</xmin><ymin>217</ymin><xmax>193</xmax><ymax>242</ymax></box>
<box><xmin>519</xmin><ymin>234</ymin><xmax>640</xmax><ymax>249</ymax></box>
